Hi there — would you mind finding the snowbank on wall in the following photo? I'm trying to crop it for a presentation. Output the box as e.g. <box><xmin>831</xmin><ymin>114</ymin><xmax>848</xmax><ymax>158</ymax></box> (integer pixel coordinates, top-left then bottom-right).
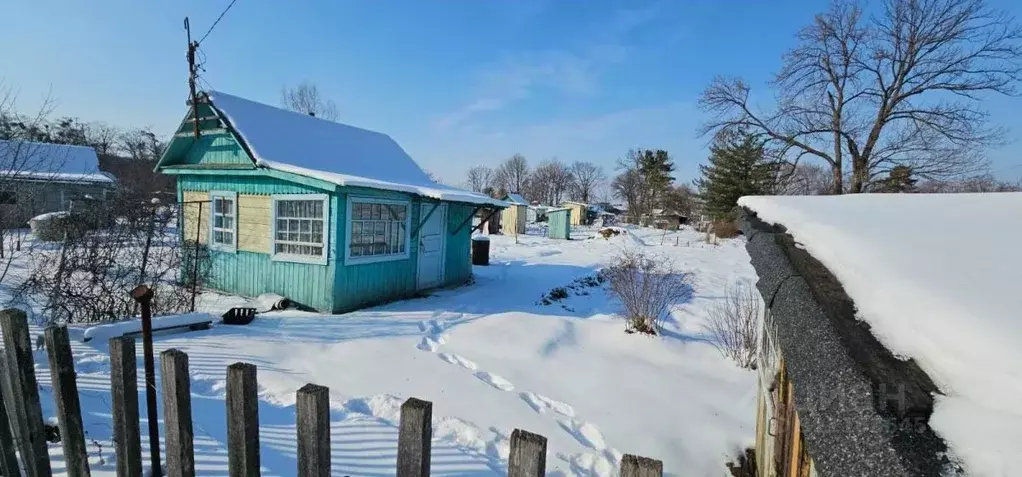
<box><xmin>206</xmin><ymin>91</ymin><xmax>505</xmax><ymax>207</ymax></box>
<box><xmin>739</xmin><ymin>192</ymin><xmax>1022</xmax><ymax>476</ymax></box>
<box><xmin>82</xmin><ymin>313</ymin><xmax>214</xmax><ymax>342</ymax></box>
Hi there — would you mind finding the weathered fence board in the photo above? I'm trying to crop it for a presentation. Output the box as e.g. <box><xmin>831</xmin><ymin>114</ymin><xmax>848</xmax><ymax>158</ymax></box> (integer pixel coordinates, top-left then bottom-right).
<box><xmin>161</xmin><ymin>349</ymin><xmax>195</xmax><ymax>477</ymax></box>
<box><xmin>0</xmin><ymin>309</ymin><xmax>53</xmax><ymax>477</ymax></box>
<box><xmin>508</xmin><ymin>429</ymin><xmax>547</xmax><ymax>477</ymax></box>
<box><xmin>396</xmin><ymin>397</ymin><xmax>432</xmax><ymax>477</ymax></box>
<box><xmin>227</xmin><ymin>362</ymin><xmax>260</xmax><ymax>477</ymax></box>
<box><xmin>0</xmin><ymin>364</ymin><xmax>21</xmax><ymax>477</ymax></box>
<box><xmin>296</xmin><ymin>383</ymin><xmax>330</xmax><ymax>477</ymax></box>
<box><xmin>620</xmin><ymin>454</ymin><xmax>664</xmax><ymax>477</ymax></box>
<box><xmin>109</xmin><ymin>337</ymin><xmax>143</xmax><ymax>477</ymax></box>
<box><xmin>44</xmin><ymin>326</ymin><xmax>91</xmax><ymax>477</ymax></box>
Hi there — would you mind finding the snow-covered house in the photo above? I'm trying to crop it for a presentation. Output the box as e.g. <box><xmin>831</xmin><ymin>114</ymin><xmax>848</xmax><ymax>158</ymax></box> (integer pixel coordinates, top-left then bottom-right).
<box><xmin>739</xmin><ymin>193</ymin><xmax>1022</xmax><ymax>477</ymax></box>
<box><xmin>156</xmin><ymin>91</ymin><xmax>505</xmax><ymax>313</ymax></box>
<box><xmin>0</xmin><ymin>139</ymin><xmax>115</xmax><ymax>226</ymax></box>
<box><xmin>500</xmin><ymin>193</ymin><xmax>528</xmax><ymax>235</ymax></box>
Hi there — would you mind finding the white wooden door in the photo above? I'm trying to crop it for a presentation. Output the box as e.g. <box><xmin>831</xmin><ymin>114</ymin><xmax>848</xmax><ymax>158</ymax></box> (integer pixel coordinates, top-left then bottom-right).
<box><xmin>416</xmin><ymin>203</ymin><xmax>447</xmax><ymax>290</ymax></box>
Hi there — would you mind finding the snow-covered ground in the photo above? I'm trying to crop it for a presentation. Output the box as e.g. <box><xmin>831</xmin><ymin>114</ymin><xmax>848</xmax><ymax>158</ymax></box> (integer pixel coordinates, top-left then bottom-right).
<box><xmin>2</xmin><ymin>225</ymin><xmax>758</xmax><ymax>477</ymax></box>
<box><xmin>741</xmin><ymin>193</ymin><xmax>1022</xmax><ymax>477</ymax></box>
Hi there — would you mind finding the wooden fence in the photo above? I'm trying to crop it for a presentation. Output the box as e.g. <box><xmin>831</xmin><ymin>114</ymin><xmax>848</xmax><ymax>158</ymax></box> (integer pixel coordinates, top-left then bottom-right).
<box><xmin>0</xmin><ymin>310</ymin><xmax>665</xmax><ymax>477</ymax></box>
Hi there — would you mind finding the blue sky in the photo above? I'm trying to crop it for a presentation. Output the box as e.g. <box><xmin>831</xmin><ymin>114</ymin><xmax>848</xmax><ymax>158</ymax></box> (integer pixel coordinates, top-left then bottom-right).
<box><xmin>3</xmin><ymin>0</ymin><xmax>1021</xmax><ymax>185</ymax></box>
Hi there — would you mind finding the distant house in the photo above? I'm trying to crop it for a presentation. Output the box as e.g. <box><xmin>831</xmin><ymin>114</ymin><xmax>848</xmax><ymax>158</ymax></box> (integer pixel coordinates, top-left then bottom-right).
<box><xmin>501</xmin><ymin>193</ymin><xmax>528</xmax><ymax>235</ymax></box>
<box><xmin>156</xmin><ymin>91</ymin><xmax>505</xmax><ymax>313</ymax></box>
<box><xmin>0</xmin><ymin>139</ymin><xmax>116</xmax><ymax>227</ymax></box>
<box><xmin>739</xmin><ymin>194</ymin><xmax>1020</xmax><ymax>477</ymax></box>
<box><xmin>645</xmin><ymin>209</ymin><xmax>687</xmax><ymax>230</ymax></box>
<box><xmin>560</xmin><ymin>201</ymin><xmax>589</xmax><ymax>226</ymax></box>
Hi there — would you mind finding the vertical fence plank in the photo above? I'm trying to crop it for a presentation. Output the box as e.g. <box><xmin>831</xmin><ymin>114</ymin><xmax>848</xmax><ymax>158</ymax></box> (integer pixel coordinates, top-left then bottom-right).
<box><xmin>620</xmin><ymin>454</ymin><xmax>663</xmax><ymax>477</ymax></box>
<box><xmin>44</xmin><ymin>326</ymin><xmax>91</xmax><ymax>477</ymax></box>
<box><xmin>296</xmin><ymin>384</ymin><xmax>330</xmax><ymax>477</ymax></box>
<box><xmin>508</xmin><ymin>429</ymin><xmax>547</xmax><ymax>477</ymax></box>
<box><xmin>0</xmin><ymin>309</ymin><xmax>53</xmax><ymax>477</ymax></box>
<box><xmin>109</xmin><ymin>337</ymin><xmax>142</xmax><ymax>477</ymax></box>
<box><xmin>160</xmin><ymin>349</ymin><xmax>195</xmax><ymax>477</ymax></box>
<box><xmin>396</xmin><ymin>397</ymin><xmax>432</xmax><ymax>477</ymax></box>
<box><xmin>0</xmin><ymin>357</ymin><xmax>21</xmax><ymax>477</ymax></box>
<box><xmin>227</xmin><ymin>363</ymin><xmax>260</xmax><ymax>477</ymax></box>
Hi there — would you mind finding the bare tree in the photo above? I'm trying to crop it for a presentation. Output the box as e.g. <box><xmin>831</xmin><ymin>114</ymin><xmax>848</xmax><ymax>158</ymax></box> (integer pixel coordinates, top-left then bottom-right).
<box><xmin>84</xmin><ymin>122</ymin><xmax>120</xmax><ymax>156</ymax></box>
<box><xmin>495</xmin><ymin>153</ymin><xmax>530</xmax><ymax>194</ymax></box>
<box><xmin>777</xmin><ymin>163</ymin><xmax>834</xmax><ymax>195</ymax></box>
<box><xmin>917</xmin><ymin>173</ymin><xmax>1021</xmax><ymax>192</ymax></box>
<box><xmin>569</xmin><ymin>161</ymin><xmax>605</xmax><ymax>203</ymax></box>
<box><xmin>611</xmin><ymin>168</ymin><xmax>644</xmax><ymax>223</ymax></box>
<box><xmin>530</xmin><ymin>159</ymin><xmax>574</xmax><ymax>205</ymax></box>
<box><xmin>465</xmin><ymin>165</ymin><xmax>494</xmax><ymax>193</ymax></box>
<box><xmin>700</xmin><ymin>0</ymin><xmax>1022</xmax><ymax>193</ymax></box>
<box><xmin>280</xmin><ymin>81</ymin><xmax>339</xmax><ymax>121</ymax></box>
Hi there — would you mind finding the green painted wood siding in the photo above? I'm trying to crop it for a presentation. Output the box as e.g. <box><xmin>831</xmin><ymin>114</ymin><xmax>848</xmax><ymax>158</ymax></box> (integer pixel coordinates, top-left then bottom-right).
<box><xmin>181</xmin><ymin>133</ymin><xmax>250</xmax><ymax>166</ymax></box>
<box><xmin>444</xmin><ymin>203</ymin><xmax>474</xmax><ymax>286</ymax></box>
<box><xmin>547</xmin><ymin>209</ymin><xmax>571</xmax><ymax>240</ymax></box>
<box><xmin>179</xmin><ymin>174</ymin><xmax>340</xmax><ymax>311</ymax></box>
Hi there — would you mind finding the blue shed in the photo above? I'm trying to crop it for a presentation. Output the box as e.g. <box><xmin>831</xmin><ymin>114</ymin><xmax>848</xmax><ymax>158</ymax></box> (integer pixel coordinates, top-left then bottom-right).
<box><xmin>156</xmin><ymin>91</ymin><xmax>505</xmax><ymax>313</ymax></box>
<box><xmin>546</xmin><ymin>207</ymin><xmax>571</xmax><ymax>240</ymax></box>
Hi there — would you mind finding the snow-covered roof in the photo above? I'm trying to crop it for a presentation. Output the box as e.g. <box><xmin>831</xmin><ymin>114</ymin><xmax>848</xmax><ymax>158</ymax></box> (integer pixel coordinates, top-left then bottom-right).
<box><xmin>503</xmin><ymin>193</ymin><xmax>528</xmax><ymax>205</ymax></box>
<box><xmin>206</xmin><ymin>91</ymin><xmax>504</xmax><ymax>207</ymax></box>
<box><xmin>0</xmin><ymin>140</ymin><xmax>113</xmax><ymax>184</ymax></box>
<box><xmin>739</xmin><ymin>192</ymin><xmax>1022</xmax><ymax>475</ymax></box>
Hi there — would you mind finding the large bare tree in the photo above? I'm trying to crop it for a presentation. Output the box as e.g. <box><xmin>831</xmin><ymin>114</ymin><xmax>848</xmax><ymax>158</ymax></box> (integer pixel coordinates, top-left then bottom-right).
<box><xmin>700</xmin><ymin>0</ymin><xmax>1022</xmax><ymax>193</ymax></box>
<box><xmin>465</xmin><ymin>165</ymin><xmax>494</xmax><ymax>193</ymax></box>
<box><xmin>280</xmin><ymin>81</ymin><xmax>339</xmax><ymax>121</ymax></box>
<box><xmin>494</xmin><ymin>153</ymin><xmax>530</xmax><ymax>194</ymax></box>
<box><xmin>530</xmin><ymin>159</ymin><xmax>574</xmax><ymax>205</ymax></box>
<box><xmin>569</xmin><ymin>161</ymin><xmax>605</xmax><ymax>203</ymax></box>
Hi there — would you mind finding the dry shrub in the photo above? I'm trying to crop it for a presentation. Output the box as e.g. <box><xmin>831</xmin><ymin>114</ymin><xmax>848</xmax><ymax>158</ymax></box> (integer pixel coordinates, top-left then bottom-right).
<box><xmin>598</xmin><ymin>227</ymin><xmax>622</xmax><ymax>239</ymax></box>
<box><xmin>712</xmin><ymin>219</ymin><xmax>740</xmax><ymax>239</ymax></box>
<box><xmin>606</xmin><ymin>249</ymin><xmax>692</xmax><ymax>335</ymax></box>
<box><xmin>18</xmin><ymin>194</ymin><xmax>212</xmax><ymax>324</ymax></box>
<box><xmin>703</xmin><ymin>282</ymin><xmax>760</xmax><ymax>368</ymax></box>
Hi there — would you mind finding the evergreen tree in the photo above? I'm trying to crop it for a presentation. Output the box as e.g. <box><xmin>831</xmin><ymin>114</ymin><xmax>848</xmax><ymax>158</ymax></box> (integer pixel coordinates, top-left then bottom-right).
<box><xmin>877</xmin><ymin>165</ymin><xmax>917</xmax><ymax>193</ymax></box>
<box><xmin>696</xmin><ymin>130</ymin><xmax>776</xmax><ymax>219</ymax></box>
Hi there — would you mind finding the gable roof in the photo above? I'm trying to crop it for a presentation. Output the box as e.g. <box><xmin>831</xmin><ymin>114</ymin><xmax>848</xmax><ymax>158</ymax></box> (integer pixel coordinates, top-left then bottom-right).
<box><xmin>201</xmin><ymin>92</ymin><xmax>504</xmax><ymax>207</ymax></box>
<box><xmin>0</xmin><ymin>140</ymin><xmax>113</xmax><ymax>184</ymax></box>
<box><xmin>503</xmin><ymin>193</ymin><xmax>528</xmax><ymax>205</ymax></box>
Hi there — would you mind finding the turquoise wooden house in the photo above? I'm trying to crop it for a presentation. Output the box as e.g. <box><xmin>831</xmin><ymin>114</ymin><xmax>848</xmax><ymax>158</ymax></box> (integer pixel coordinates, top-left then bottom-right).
<box><xmin>156</xmin><ymin>91</ymin><xmax>505</xmax><ymax>313</ymax></box>
<box><xmin>546</xmin><ymin>208</ymin><xmax>571</xmax><ymax>240</ymax></box>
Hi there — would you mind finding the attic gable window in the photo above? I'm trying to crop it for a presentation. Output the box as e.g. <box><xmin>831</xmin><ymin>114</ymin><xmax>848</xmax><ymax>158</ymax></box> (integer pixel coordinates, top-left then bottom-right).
<box><xmin>210</xmin><ymin>191</ymin><xmax>237</xmax><ymax>251</ymax></box>
<box><xmin>271</xmin><ymin>194</ymin><xmax>329</xmax><ymax>265</ymax></box>
<box><xmin>345</xmin><ymin>197</ymin><xmax>411</xmax><ymax>265</ymax></box>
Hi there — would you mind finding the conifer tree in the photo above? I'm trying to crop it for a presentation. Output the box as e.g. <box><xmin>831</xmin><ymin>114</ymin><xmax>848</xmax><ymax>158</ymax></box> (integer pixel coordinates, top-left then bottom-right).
<box><xmin>696</xmin><ymin>130</ymin><xmax>776</xmax><ymax>219</ymax></box>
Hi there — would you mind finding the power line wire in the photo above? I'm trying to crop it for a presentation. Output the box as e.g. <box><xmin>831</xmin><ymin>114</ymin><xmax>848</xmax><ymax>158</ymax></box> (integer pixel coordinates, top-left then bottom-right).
<box><xmin>198</xmin><ymin>0</ymin><xmax>238</xmax><ymax>44</ymax></box>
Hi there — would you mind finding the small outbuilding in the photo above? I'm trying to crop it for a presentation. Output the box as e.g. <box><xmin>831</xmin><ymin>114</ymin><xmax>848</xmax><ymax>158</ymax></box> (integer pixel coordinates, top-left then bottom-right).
<box><xmin>0</xmin><ymin>140</ymin><xmax>116</xmax><ymax>227</ymax></box>
<box><xmin>500</xmin><ymin>193</ymin><xmax>528</xmax><ymax>235</ymax></box>
<box><xmin>156</xmin><ymin>91</ymin><xmax>504</xmax><ymax>313</ymax></box>
<box><xmin>560</xmin><ymin>201</ymin><xmax>589</xmax><ymax>226</ymax></box>
<box><xmin>545</xmin><ymin>207</ymin><xmax>571</xmax><ymax>240</ymax></box>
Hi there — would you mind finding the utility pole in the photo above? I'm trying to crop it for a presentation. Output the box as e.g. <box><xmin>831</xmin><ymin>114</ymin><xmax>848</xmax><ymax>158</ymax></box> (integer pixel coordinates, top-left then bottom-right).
<box><xmin>185</xmin><ymin>17</ymin><xmax>201</xmax><ymax>138</ymax></box>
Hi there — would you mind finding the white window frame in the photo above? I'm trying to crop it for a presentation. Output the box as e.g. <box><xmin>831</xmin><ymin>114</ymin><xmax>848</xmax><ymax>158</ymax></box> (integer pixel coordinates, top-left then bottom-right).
<box><xmin>270</xmin><ymin>194</ymin><xmax>330</xmax><ymax>265</ymax></box>
<box><xmin>209</xmin><ymin>191</ymin><xmax>238</xmax><ymax>252</ymax></box>
<box><xmin>344</xmin><ymin>196</ymin><xmax>412</xmax><ymax>266</ymax></box>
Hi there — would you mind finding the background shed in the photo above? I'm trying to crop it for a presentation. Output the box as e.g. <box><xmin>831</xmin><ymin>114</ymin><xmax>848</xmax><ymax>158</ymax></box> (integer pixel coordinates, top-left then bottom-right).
<box><xmin>561</xmin><ymin>201</ymin><xmax>588</xmax><ymax>226</ymax></box>
<box><xmin>546</xmin><ymin>208</ymin><xmax>571</xmax><ymax>240</ymax></box>
<box><xmin>501</xmin><ymin>193</ymin><xmax>528</xmax><ymax>235</ymax></box>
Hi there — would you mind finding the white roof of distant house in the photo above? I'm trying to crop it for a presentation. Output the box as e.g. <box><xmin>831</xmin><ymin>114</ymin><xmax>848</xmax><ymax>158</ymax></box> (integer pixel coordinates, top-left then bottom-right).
<box><xmin>740</xmin><ymin>192</ymin><xmax>1022</xmax><ymax>475</ymax></box>
<box><xmin>206</xmin><ymin>91</ymin><xmax>505</xmax><ymax>207</ymax></box>
<box><xmin>0</xmin><ymin>139</ymin><xmax>113</xmax><ymax>184</ymax></box>
<box><xmin>503</xmin><ymin>193</ymin><xmax>528</xmax><ymax>205</ymax></box>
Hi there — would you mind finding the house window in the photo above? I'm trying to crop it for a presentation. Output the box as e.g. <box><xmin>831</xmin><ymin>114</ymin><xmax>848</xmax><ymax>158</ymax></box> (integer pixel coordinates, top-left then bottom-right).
<box><xmin>272</xmin><ymin>194</ymin><xmax>329</xmax><ymax>264</ymax></box>
<box><xmin>346</xmin><ymin>197</ymin><xmax>410</xmax><ymax>264</ymax></box>
<box><xmin>210</xmin><ymin>191</ymin><xmax>237</xmax><ymax>250</ymax></box>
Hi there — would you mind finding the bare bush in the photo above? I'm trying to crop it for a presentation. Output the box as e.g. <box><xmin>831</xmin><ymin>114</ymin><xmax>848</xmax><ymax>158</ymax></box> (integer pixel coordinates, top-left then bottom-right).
<box><xmin>703</xmin><ymin>282</ymin><xmax>760</xmax><ymax>369</ymax></box>
<box><xmin>712</xmin><ymin>219</ymin><xmax>740</xmax><ymax>239</ymax></box>
<box><xmin>605</xmin><ymin>249</ymin><xmax>692</xmax><ymax>335</ymax></box>
<box><xmin>17</xmin><ymin>193</ymin><xmax>211</xmax><ymax>324</ymax></box>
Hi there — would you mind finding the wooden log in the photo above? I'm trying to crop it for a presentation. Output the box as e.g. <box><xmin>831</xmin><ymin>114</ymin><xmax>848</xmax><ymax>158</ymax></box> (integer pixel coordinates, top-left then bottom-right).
<box><xmin>620</xmin><ymin>454</ymin><xmax>663</xmax><ymax>477</ymax></box>
<box><xmin>160</xmin><ymin>349</ymin><xmax>195</xmax><ymax>477</ymax></box>
<box><xmin>296</xmin><ymin>384</ymin><xmax>330</xmax><ymax>477</ymax></box>
<box><xmin>507</xmin><ymin>429</ymin><xmax>547</xmax><ymax>477</ymax></box>
<box><xmin>44</xmin><ymin>326</ymin><xmax>91</xmax><ymax>477</ymax></box>
<box><xmin>0</xmin><ymin>356</ymin><xmax>22</xmax><ymax>477</ymax></box>
<box><xmin>109</xmin><ymin>337</ymin><xmax>142</xmax><ymax>477</ymax></box>
<box><xmin>396</xmin><ymin>398</ymin><xmax>432</xmax><ymax>477</ymax></box>
<box><xmin>0</xmin><ymin>309</ymin><xmax>53</xmax><ymax>477</ymax></box>
<box><xmin>226</xmin><ymin>363</ymin><xmax>260</xmax><ymax>477</ymax></box>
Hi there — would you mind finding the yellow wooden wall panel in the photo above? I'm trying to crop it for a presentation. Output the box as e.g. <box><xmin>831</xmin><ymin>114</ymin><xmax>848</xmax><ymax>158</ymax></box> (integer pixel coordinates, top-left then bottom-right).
<box><xmin>238</xmin><ymin>194</ymin><xmax>270</xmax><ymax>253</ymax></box>
<box><xmin>181</xmin><ymin>191</ymin><xmax>209</xmax><ymax>244</ymax></box>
